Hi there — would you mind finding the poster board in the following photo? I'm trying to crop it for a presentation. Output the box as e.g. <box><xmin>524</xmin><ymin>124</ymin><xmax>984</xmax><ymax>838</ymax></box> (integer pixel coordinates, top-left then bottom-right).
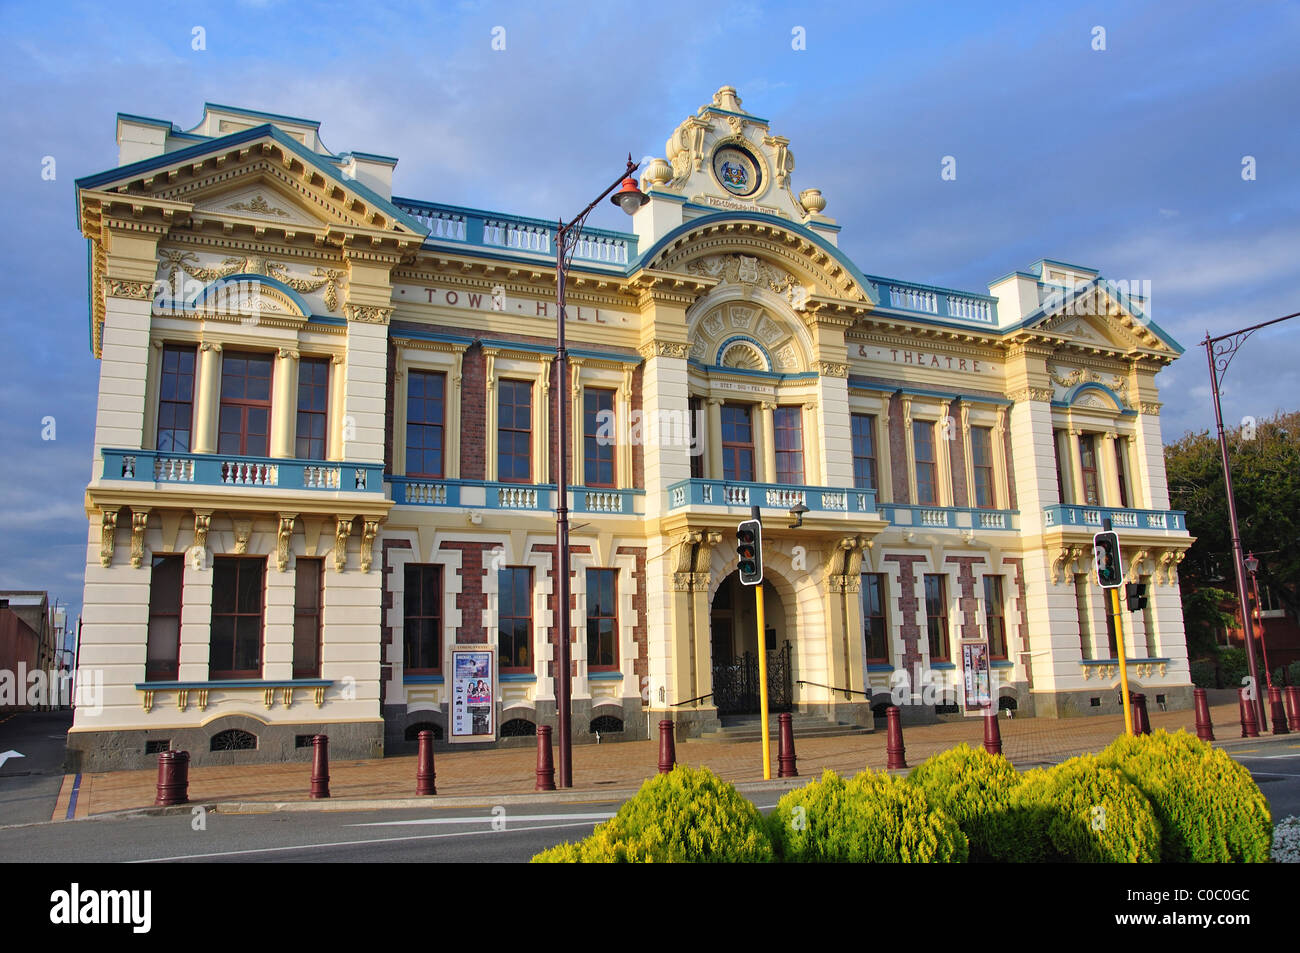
<box><xmin>449</xmin><ymin>644</ymin><xmax>497</xmax><ymax>742</ymax></box>
<box><xmin>961</xmin><ymin>641</ymin><xmax>992</xmax><ymax>712</ymax></box>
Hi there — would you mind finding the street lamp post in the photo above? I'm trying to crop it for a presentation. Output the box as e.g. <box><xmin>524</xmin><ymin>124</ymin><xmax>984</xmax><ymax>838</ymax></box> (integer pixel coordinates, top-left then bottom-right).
<box><xmin>1244</xmin><ymin>553</ymin><xmax>1274</xmax><ymax>692</ymax></box>
<box><xmin>1203</xmin><ymin>310</ymin><xmax>1299</xmax><ymax>730</ymax></box>
<box><xmin>552</xmin><ymin>158</ymin><xmax>647</xmax><ymax>787</ymax></box>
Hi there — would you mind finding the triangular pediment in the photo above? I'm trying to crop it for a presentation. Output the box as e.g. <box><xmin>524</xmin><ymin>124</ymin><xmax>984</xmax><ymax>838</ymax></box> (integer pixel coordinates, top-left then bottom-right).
<box><xmin>1028</xmin><ymin>278</ymin><xmax>1181</xmax><ymax>356</ymax></box>
<box><xmin>192</xmin><ymin>183</ymin><xmax>322</xmax><ymax>228</ymax></box>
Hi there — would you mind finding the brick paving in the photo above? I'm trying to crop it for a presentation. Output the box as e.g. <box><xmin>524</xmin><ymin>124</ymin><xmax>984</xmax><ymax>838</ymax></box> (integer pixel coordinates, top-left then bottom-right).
<box><xmin>52</xmin><ymin>702</ymin><xmax>1290</xmax><ymax>819</ymax></box>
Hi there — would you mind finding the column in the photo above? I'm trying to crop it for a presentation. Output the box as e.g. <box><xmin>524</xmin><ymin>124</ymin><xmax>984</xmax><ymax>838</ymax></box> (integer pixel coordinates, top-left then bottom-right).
<box><xmin>760</xmin><ymin>401</ymin><xmax>776</xmax><ymax>484</ymax></box>
<box><xmin>1099</xmin><ymin>432</ymin><xmax>1123</xmax><ymax>507</ymax></box>
<box><xmin>1068</xmin><ymin>428</ymin><xmax>1085</xmax><ymax>506</ymax></box>
<box><xmin>192</xmin><ymin>342</ymin><xmax>222</xmax><ymax>454</ymax></box>
<box><xmin>328</xmin><ymin>354</ymin><xmax>346</xmax><ymax>461</ymax></box>
<box><xmin>802</xmin><ymin>400</ymin><xmax>821</xmax><ymax>485</ymax></box>
<box><xmin>617</xmin><ymin>369</ymin><xmax>634</xmax><ymax>489</ymax></box>
<box><xmin>993</xmin><ymin>408</ymin><xmax>1010</xmax><ymax>510</ymax></box>
<box><xmin>448</xmin><ymin>349</ymin><xmax>465</xmax><ymax>479</ymax></box>
<box><xmin>270</xmin><ymin>348</ymin><xmax>298</xmax><ymax>459</ymax></box>
<box><xmin>706</xmin><ymin>398</ymin><xmax>723</xmax><ymax>480</ymax></box>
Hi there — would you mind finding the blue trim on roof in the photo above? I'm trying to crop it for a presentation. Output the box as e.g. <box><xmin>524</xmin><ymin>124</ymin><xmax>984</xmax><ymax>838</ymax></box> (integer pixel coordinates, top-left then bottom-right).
<box><xmin>76</xmin><ymin>123</ymin><xmax>428</xmax><ymax>237</ymax></box>
<box><xmin>394</xmin><ymin>197</ymin><xmax>637</xmax><ymax>245</ymax></box>
<box><xmin>634</xmin><ymin>210</ymin><xmax>880</xmax><ymax>307</ymax></box>
<box><xmin>342</xmin><ymin>150</ymin><xmax>399</xmax><ymax>165</ymax></box>
<box><xmin>199</xmin><ymin>102</ymin><xmax>321</xmax><ymax>130</ymax></box>
<box><xmin>1008</xmin><ymin>276</ymin><xmax>1184</xmax><ymax>355</ymax></box>
<box><xmin>716</xmin><ymin>334</ymin><xmax>772</xmax><ymax>371</ymax></box>
<box><xmin>645</xmin><ymin>190</ymin><xmax>688</xmax><ymax>204</ymax></box>
<box><xmin>701</xmin><ymin>106</ymin><xmax>770</xmax><ymax>124</ymax></box>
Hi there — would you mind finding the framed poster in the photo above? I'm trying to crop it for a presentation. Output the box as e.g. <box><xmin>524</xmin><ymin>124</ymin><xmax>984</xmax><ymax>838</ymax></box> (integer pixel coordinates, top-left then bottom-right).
<box><xmin>449</xmin><ymin>644</ymin><xmax>497</xmax><ymax>743</ymax></box>
<box><xmin>961</xmin><ymin>641</ymin><xmax>992</xmax><ymax>712</ymax></box>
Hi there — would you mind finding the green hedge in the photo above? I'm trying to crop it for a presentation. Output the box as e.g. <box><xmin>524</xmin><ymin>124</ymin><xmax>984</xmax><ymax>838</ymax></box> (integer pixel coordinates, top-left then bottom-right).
<box><xmin>908</xmin><ymin>744</ymin><xmax>1036</xmax><ymax>862</ymax></box>
<box><xmin>768</xmin><ymin>769</ymin><xmax>968</xmax><ymax>863</ymax></box>
<box><xmin>531</xmin><ymin>765</ymin><xmax>774</xmax><ymax>863</ymax></box>
<box><xmin>1098</xmin><ymin>730</ymin><xmax>1272</xmax><ymax>863</ymax></box>
<box><xmin>1013</xmin><ymin>755</ymin><xmax>1162</xmax><ymax>862</ymax></box>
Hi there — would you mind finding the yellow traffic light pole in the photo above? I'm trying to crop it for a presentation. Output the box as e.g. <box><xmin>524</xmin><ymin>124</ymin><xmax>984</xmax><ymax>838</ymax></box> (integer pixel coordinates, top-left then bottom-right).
<box><xmin>755</xmin><ymin>581</ymin><xmax>771</xmax><ymax>779</ymax></box>
<box><xmin>1111</xmin><ymin>586</ymin><xmax>1134</xmax><ymax>736</ymax></box>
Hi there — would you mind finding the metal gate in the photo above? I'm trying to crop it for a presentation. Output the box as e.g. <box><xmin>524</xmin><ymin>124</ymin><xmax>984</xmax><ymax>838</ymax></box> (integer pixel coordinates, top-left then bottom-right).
<box><xmin>712</xmin><ymin>640</ymin><xmax>793</xmax><ymax>715</ymax></box>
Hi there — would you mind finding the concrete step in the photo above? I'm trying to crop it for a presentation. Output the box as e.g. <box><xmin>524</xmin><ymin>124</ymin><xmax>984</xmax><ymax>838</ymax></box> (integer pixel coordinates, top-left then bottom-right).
<box><xmin>694</xmin><ymin>718</ymin><xmax>872</xmax><ymax>744</ymax></box>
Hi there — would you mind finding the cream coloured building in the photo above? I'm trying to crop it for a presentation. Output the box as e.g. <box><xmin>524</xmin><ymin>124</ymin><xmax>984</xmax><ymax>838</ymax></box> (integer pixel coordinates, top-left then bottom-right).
<box><xmin>69</xmin><ymin>89</ymin><xmax>1193</xmax><ymax>769</ymax></box>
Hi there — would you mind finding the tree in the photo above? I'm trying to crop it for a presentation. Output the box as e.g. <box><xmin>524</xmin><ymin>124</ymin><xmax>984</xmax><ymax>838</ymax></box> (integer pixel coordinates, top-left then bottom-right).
<box><xmin>1165</xmin><ymin>409</ymin><xmax>1300</xmax><ymax>648</ymax></box>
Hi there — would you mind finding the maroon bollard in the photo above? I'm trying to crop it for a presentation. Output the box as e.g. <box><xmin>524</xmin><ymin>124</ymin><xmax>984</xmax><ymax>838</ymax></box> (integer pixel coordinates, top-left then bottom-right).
<box><xmin>777</xmin><ymin>712</ymin><xmax>798</xmax><ymax>778</ymax></box>
<box><xmin>310</xmin><ymin>734</ymin><xmax>330</xmax><ymax>799</ymax></box>
<box><xmin>982</xmin><ymin>708</ymin><xmax>1003</xmax><ymax>755</ymax></box>
<box><xmin>416</xmin><ymin>729</ymin><xmax>437</xmax><ymax>795</ymax></box>
<box><xmin>657</xmin><ymin>719</ymin><xmax>677</xmax><ymax>775</ymax></box>
<box><xmin>1193</xmin><ymin>687</ymin><xmax>1216</xmax><ymax>742</ymax></box>
<box><xmin>535</xmin><ymin>725</ymin><xmax>556</xmax><ymax>792</ymax></box>
<box><xmin>1268</xmin><ymin>686</ymin><xmax>1290</xmax><ymax>735</ymax></box>
<box><xmin>1239</xmin><ymin>689</ymin><xmax>1260</xmax><ymax>738</ymax></box>
<box><xmin>153</xmin><ymin>749</ymin><xmax>190</xmax><ymax>806</ymax></box>
<box><xmin>1286</xmin><ymin>687</ymin><xmax>1300</xmax><ymax>739</ymax></box>
<box><xmin>885</xmin><ymin>705</ymin><xmax>907</xmax><ymax>770</ymax></box>
<box><xmin>1131</xmin><ymin>693</ymin><xmax>1151</xmax><ymax>736</ymax></box>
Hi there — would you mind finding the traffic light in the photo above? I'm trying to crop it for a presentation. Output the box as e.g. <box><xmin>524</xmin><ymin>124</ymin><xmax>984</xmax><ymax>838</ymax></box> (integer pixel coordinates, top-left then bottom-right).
<box><xmin>1125</xmin><ymin>581</ymin><xmax>1148</xmax><ymax>612</ymax></box>
<box><xmin>1092</xmin><ymin>531</ymin><xmax>1123</xmax><ymax>588</ymax></box>
<box><xmin>737</xmin><ymin>519</ymin><xmax>763</xmax><ymax>586</ymax></box>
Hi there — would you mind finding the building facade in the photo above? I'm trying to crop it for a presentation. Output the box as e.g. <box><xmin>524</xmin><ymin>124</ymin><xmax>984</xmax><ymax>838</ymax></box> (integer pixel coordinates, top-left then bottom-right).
<box><xmin>70</xmin><ymin>88</ymin><xmax>1193</xmax><ymax>769</ymax></box>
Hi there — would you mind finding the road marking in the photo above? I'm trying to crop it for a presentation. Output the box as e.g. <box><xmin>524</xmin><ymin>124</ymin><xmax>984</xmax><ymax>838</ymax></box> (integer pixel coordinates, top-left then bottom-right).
<box><xmin>350</xmin><ymin>812</ymin><xmax>615</xmax><ymax>827</ymax></box>
<box><xmin>1234</xmin><ymin>753</ymin><xmax>1300</xmax><ymax>760</ymax></box>
<box><xmin>65</xmin><ymin>774</ymin><xmax>81</xmax><ymax>820</ymax></box>
<box><xmin>127</xmin><ymin>820</ymin><xmax>603</xmax><ymax>863</ymax></box>
<box><xmin>0</xmin><ymin>750</ymin><xmax>25</xmax><ymax>769</ymax></box>
<box><xmin>1250</xmin><ymin>772</ymin><xmax>1300</xmax><ymax>778</ymax></box>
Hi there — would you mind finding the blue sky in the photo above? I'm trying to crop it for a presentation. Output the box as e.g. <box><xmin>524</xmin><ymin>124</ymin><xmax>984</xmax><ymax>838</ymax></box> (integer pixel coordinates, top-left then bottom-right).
<box><xmin>1</xmin><ymin>0</ymin><xmax>1297</xmax><ymax>630</ymax></box>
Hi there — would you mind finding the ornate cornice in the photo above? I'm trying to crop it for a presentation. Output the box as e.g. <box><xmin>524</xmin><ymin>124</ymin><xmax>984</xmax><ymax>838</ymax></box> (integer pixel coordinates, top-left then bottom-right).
<box><xmin>104</xmin><ymin>279</ymin><xmax>153</xmax><ymax>301</ymax></box>
<box><xmin>343</xmin><ymin>303</ymin><xmax>393</xmax><ymax>325</ymax></box>
<box><xmin>1007</xmin><ymin>386</ymin><xmax>1054</xmax><ymax>403</ymax></box>
<box><xmin>639</xmin><ymin>340</ymin><xmax>690</xmax><ymax>360</ymax></box>
<box><xmin>815</xmin><ymin>360</ymin><xmax>849</xmax><ymax>378</ymax></box>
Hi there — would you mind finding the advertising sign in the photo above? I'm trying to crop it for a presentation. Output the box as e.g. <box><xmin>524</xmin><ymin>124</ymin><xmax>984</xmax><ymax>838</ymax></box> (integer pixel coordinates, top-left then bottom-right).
<box><xmin>449</xmin><ymin>645</ymin><xmax>496</xmax><ymax>743</ymax></box>
<box><xmin>961</xmin><ymin>641</ymin><xmax>992</xmax><ymax>712</ymax></box>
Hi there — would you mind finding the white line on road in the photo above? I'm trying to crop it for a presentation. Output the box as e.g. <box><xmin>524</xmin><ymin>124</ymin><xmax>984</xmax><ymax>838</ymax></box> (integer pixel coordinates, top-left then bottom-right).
<box><xmin>349</xmin><ymin>812</ymin><xmax>615</xmax><ymax>827</ymax></box>
<box><xmin>128</xmin><ymin>820</ymin><xmax>604</xmax><ymax>863</ymax></box>
<box><xmin>1235</xmin><ymin>752</ymin><xmax>1300</xmax><ymax>760</ymax></box>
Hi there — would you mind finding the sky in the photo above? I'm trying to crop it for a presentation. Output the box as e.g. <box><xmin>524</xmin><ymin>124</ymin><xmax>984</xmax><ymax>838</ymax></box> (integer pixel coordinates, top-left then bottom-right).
<box><xmin>0</xmin><ymin>0</ymin><xmax>1297</xmax><ymax>632</ymax></box>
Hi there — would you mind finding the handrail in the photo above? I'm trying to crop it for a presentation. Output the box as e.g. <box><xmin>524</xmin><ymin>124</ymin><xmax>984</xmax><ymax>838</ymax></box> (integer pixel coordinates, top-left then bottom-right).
<box><xmin>795</xmin><ymin>679</ymin><xmax>872</xmax><ymax>700</ymax></box>
<box><xmin>670</xmin><ymin>693</ymin><xmax>713</xmax><ymax>707</ymax></box>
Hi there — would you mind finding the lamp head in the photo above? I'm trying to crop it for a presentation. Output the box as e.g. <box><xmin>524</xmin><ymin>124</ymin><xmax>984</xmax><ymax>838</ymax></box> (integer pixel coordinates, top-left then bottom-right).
<box><xmin>610</xmin><ymin>177</ymin><xmax>648</xmax><ymax>215</ymax></box>
<box><xmin>1245</xmin><ymin>552</ymin><xmax>1259</xmax><ymax>574</ymax></box>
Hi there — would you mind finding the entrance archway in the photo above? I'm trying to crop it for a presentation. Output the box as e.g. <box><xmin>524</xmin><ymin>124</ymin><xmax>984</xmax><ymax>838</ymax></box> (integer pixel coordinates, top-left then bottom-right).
<box><xmin>709</xmin><ymin>571</ymin><xmax>792</xmax><ymax>715</ymax></box>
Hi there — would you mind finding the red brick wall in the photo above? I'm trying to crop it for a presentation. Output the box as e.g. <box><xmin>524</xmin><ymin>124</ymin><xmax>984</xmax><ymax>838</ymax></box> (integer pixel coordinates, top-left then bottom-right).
<box><xmin>950</xmin><ymin>413</ymin><xmax>968</xmax><ymax>508</ymax></box>
<box><xmin>0</xmin><ymin>609</ymin><xmax>40</xmax><ymax>710</ymax></box>
<box><xmin>460</xmin><ymin>345</ymin><xmax>486</xmax><ymax>480</ymax></box>
<box><xmin>533</xmin><ymin>542</ymin><xmax>591</xmax><ymax>678</ymax></box>
<box><xmin>1002</xmin><ymin>556</ymin><xmax>1029</xmax><ymax>685</ymax></box>
<box><xmin>438</xmin><ymin>540</ymin><xmax>499</xmax><ymax>643</ymax></box>
<box><xmin>616</xmin><ymin>545</ymin><xmax>648</xmax><ymax>681</ymax></box>
<box><xmin>887</xmin><ymin>393</ymin><xmax>910</xmax><ymax>503</ymax></box>
<box><xmin>945</xmin><ymin>555</ymin><xmax>987</xmax><ymax>639</ymax></box>
<box><xmin>883</xmin><ymin>553</ymin><xmax>927</xmax><ymax>671</ymax></box>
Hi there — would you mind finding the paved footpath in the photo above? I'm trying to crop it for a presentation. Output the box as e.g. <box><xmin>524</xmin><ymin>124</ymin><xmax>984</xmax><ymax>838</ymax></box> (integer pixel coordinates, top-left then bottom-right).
<box><xmin>46</xmin><ymin>701</ymin><xmax>1297</xmax><ymax>819</ymax></box>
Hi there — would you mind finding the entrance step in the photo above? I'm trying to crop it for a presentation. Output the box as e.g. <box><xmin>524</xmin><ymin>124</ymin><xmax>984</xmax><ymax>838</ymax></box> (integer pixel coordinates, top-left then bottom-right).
<box><xmin>694</xmin><ymin>714</ymin><xmax>872</xmax><ymax>744</ymax></box>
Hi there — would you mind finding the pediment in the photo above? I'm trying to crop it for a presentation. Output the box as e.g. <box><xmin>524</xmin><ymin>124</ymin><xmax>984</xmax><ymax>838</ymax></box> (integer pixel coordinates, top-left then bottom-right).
<box><xmin>192</xmin><ymin>183</ymin><xmax>322</xmax><ymax>227</ymax></box>
<box><xmin>1029</xmin><ymin>279</ymin><xmax>1178</xmax><ymax>356</ymax></box>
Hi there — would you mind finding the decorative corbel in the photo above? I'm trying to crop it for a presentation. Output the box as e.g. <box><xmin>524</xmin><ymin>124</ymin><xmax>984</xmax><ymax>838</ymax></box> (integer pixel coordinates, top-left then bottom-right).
<box><xmin>360</xmin><ymin>519</ymin><xmax>379</xmax><ymax>573</ymax></box>
<box><xmin>276</xmin><ymin>514</ymin><xmax>297</xmax><ymax>573</ymax></box>
<box><xmin>1051</xmin><ymin>545</ymin><xmax>1082</xmax><ymax>585</ymax></box>
<box><xmin>672</xmin><ymin>531</ymin><xmax>701</xmax><ymax>591</ymax></box>
<box><xmin>99</xmin><ymin>509</ymin><xmax>119</xmax><ymax>568</ymax></box>
<box><xmin>842</xmin><ymin>537</ymin><xmax>868</xmax><ymax>593</ymax></box>
<box><xmin>826</xmin><ymin>539</ymin><xmax>854</xmax><ymax>593</ymax></box>
<box><xmin>334</xmin><ymin>516</ymin><xmax>353</xmax><ymax>572</ymax></box>
<box><xmin>129</xmin><ymin>509</ymin><xmax>150</xmax><ymax>569</ymax></box>
<box><xmin>692</xmin><ymin>531</ymin><xmax>721</xmax><ymax>591</ymax></box>
<box><xmin>1127</xmin><ymin>548</ymin><xmax>1149</xmax><ymax>584</ymax></box>
<box><xmin>192</xmin><ymin>512</ymin><xmax>212</xmax><ymax>570</ymax></box>
<box><xmin>232</xmin><ymin>519</ymin><xmax>253</xmax><ymax>555</ymax></box>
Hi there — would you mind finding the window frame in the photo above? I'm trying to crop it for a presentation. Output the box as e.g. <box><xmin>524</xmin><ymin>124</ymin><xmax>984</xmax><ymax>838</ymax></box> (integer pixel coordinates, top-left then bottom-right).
<box><xmin>404</xmin><ymin>563</ymin><xmax>443</xmax><ymax>675</ymax></box>
<box><xmin>294</xmin><ymin>357</ymin><xmax>330</xmax><ymax>461</ymax></box>
<box><xmin>970</xmin><ymin>425</ymin><xmax>996</xmax><ymax>509</ymax></box>
<box><xmin>209</xmin><ymin>556</ymin><xmax>266</xmax><ymax>680</ymax></box>
<box><xmin>218</xmin><ymin>351</ymin><xmax>274</xmax><ymax>457</ymax></box>
<box><xmin>1114</xmin><ymin>436</ymin><xmax>1131</xmax><ymax>508</ymax></box>
<box><xmin>851</xmin><ymin>413</ymin><xmax>878</xmax><ymax>491</ymax></box>
<box><xmin>585</xmin><ymin>568</ymin><xmax>619</xmax><ymax>672</ymax></box>
<box><xmin>773</xmin><ymin>405</ymin><xmax>805</xmax><ymax>486</ymax></box>
<box><xmin>861</xmin><ymin>572</ymin><xmax>889</xmax><ymax>663</ymax></box>
<box><xmin>1078</xmin><ymin>433</ymin><xmax>1101</xmax><ymax>506</ymax></box>
<box><xmin>913</xmin><ymin>420</ymin><xmax>938</xmax><ymax>506</ymax></box>
<box><xmin>689</xmin><ymin>396</ymin><xmax>704</xmax><ymax>479</ymax></box>
<box><xmin>497</xmin><ymin>566</ymin><xmax>534</xmax><ymax>674</ymax></box>
<box><xmin>984</xmin><ymin>574</ymin><xmax>1007</xmax><ymax>660</ymax></box>
<box><xmin>582</xmin><ymin>388</ymin><xmax>617</xmax><ymax>488</ymax></box>
<box><xmin>156</xmin><ymin>345</ymin><xmax>197</xmax><ymax>453</ymax></box>
<box><xmin>292</xmin><ymin>557</ymin><xmax>324</xmax><ymax>679</ymax></box>
<box><xmin>923</xmin><ymin>573</ymin><xmax>950</xmax><ymax>662</ymax></box>
<box><xmin>496</xmin><ymin>378</ymin><xmax>533</xmax><ymax>484</ymax></box>
<box><xmin>721</xmin><ymin>403</ymin><xmax>756</xmax><ymax>483</ymax></box>
<box><xmin>146</xmin><ymin>554</ymin><xmax>185</xmax><ymax>681</ymax></box>
<box><xmin>406</xmin><ymin>369</ymin><xmax>447</xmax><ymax>479</ymax></box>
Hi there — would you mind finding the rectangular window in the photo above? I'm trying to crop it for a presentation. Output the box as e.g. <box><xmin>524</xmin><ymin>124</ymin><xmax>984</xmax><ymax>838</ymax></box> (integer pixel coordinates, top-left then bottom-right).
<box><xmin>583</xmin><ymin>389</ymin><xmax>616</xmax><ymax>487</ymax></box>
<box><xmin>586</xmin><ymin>568</ymin><xmax>618</xmax><ymax>671</ymax></box>
<box><xmin>1114</xmin><ymin>437</ymin><xmax>1130</xmax><ymax>508</ymax></box>
<box><xmin>862</xmin><ymin>573</ymin><xmax>888</xmax><ymax>663</ymax></box>
<box><xmin>404</xmin><ymin>564</ymin><xmax>442</xmax><ymax>674</ymax></box>
<box><xmin>1075</xmin><ymin>573</ymin><xmax>1093</xmax><ymax>660</ymax></box>
<box><xmin>498</xmin><ymin>567</ymin><xmax>533</xmax><ymax>673</ymax></box>
<box><xmin>689</xmin><ymin>396</ymin><xmax>703</xmax><ymax>479</ymax></box>
<box><xmin>914</xmin><ymin>420</ymin><xmax>938</xmax><ymax>505</ymax></box>
<box><xmin>924</xmin><ymin>574</ymin><xmax>949</xmax><ymax>661</ymax></box>
<box><xmin>218</xmin><ymin>351</ymin><xmax>273</xmax><ymax>456</ymax></box>
<box><xmin>497</xmin><ymin>379</ymin><xmax>533</xmax><ymax>483</ymax></box>
<box><xmin>293</xmin><ymin>558</ymin><xmax>323</xmax><ymax>678</ymax></box>
<box><xmin>210</xmin><ymin>557</ymin><xmax>265</xmax><ymax>679</ymax></box>
<box><xmin>971</xmin><ymin>426</ymin><xmax>995</xmax><ymax>509</ymax></box>
<box><xmin>851</xmin><ymin>413</ymin><xmax>878</xmax><ymax>491</ymax></box>
<box><xmin>984</xmin><ymin>575</ymin><xmax>1007</xmax><ymax>660</ymax></box>
<box><xmin>774</xmin><ymin>406</ymin><xmax>804</xmax><ymax>485</ymax></box>
<box><xmin>295</xmin><ymin>358</ymin><xmax>330</xmax><ymax>460</ymax></box>
<box><xmin>1053</xmin><ymin>429</ymin><xmax>1067</xmax><ymax>504</ymax></box>
<box><xmin>721</xmin><ymin>404</ymin><xmax>755</xmax><ymax>482</ymax></box>
<box><xmin>157</xmin><ymin>346</ymin><xmax>196</xmax><ymax>453</ymax></box>
<box><xmin>146</xmin><ymin>555</ymin><xmax>184</xmax><ymax>680</ymax></box>
<box><xmin>1079</xmin><ymin>434</ymin><xmax>1101</xmax><ymax>506</ymax></box>
<box><xmin>406</xmin><ymin>370</ymin><xmax>446</xmax><ymax>478</ymax></box>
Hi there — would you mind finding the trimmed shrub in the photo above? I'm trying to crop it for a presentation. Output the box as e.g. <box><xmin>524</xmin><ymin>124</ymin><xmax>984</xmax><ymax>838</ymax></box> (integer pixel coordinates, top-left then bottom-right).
<box><xmin>768</xmin><ymin>768</ymin><xmax>968</xmax><ymax>863</ymax></box>
<box><xmin>1012</xmin><ymin>754</ymin><xmax>1161</xmax><ymax>863</ymax></box>
<box><xmin>908</xmin><ymin>744</ymin><xmax>1038</xmax><ymax>862</ymax></box>
<box><xmin>530</xmin><ymin>765</ymin><xmax>773</xmax><ymax>863</ymax></box>
<box><xmin>1098</xmin><ymin>729</ymin><xmax>1272</xmax><ymax>863</ymax></box>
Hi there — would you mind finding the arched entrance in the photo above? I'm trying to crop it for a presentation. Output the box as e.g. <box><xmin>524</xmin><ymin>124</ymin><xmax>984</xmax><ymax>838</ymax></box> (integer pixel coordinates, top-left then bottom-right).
<box><xmin>709</xmin><ymin>572</ymin><xmax>793</xmax><ymax>715</ymax></box>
